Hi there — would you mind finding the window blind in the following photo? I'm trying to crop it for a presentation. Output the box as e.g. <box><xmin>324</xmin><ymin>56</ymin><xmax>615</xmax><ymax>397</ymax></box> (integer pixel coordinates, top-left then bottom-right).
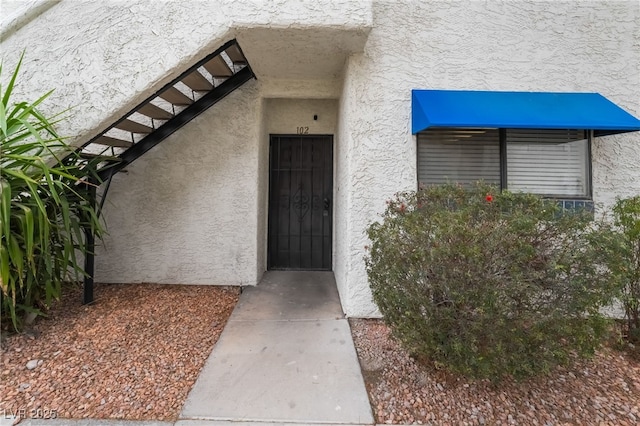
<box><xmin>417</xmin><ymin>129</ymin><xmax>500</xmax><ymax>186</ymax></box>
<box><xmin>506</xmin><ymin>129</ymin><xmax>588</xmax><ymax>197</ymax></box>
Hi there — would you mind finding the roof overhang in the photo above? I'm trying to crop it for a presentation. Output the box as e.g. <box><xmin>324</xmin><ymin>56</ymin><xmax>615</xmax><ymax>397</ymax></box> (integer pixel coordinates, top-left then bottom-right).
<box><xmin>412</xmin><ymin>90</ymin><xmax>640</xmax><ymax>137</ymax></box>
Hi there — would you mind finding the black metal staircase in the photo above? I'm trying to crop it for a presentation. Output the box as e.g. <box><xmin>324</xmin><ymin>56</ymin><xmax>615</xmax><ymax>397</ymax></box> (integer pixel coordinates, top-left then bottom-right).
<box><xmin>73</xmin><ymin>39</ymin><xmax>255</xmax><ymax>303</ymax></box>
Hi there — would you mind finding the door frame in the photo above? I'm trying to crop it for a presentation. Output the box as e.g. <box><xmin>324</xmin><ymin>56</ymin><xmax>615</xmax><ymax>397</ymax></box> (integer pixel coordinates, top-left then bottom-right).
<box><xmin>267</xmin><ymin>134</ymin><xmax>334</xmax><ymax>271</ymax></box>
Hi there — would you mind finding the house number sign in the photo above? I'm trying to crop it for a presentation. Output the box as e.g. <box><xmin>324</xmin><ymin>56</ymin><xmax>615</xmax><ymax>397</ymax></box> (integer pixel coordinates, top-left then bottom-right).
<box><xmin>296</xmin><ymin>126</ymin><xmax>309</xmax><ymax>134</ymax></box>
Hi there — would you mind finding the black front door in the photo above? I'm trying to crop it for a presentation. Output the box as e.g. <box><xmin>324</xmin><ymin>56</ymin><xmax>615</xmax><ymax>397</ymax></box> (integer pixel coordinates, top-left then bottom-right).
<box><xmin>268</xmin><ymin>135</ymin><xmax>333</xmax><ymax>270</ymax></box>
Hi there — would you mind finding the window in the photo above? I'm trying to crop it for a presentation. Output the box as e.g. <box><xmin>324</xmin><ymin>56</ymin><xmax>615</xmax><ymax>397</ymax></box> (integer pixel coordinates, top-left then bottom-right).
<box><xmin>417</xmin><ymin>128</ymin><xmax>591</xmax><ymax>199</ymax></box>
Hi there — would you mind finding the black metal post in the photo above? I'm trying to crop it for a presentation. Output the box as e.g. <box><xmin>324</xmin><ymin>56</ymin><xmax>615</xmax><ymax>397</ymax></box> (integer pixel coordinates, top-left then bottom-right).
<box><xmin>499</xmin><ymin>128</ymin><xmax>507</xmax><ymax>191</ymax></box>
<box><xmin>83</xmin><ymin>183</ymin><xmax>96</xmax><ymax>305</ymax></box>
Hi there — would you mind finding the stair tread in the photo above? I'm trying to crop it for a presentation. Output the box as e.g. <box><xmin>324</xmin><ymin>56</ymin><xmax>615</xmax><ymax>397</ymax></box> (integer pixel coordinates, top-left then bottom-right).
<box><xmin>138</xmin><ymin>103</ymin><xmax>174</xmax><ymax>120</ymax></box>
<box><xmin>93</xmin><ymin>135</ymin><xmax>133</xmax><ymax>148</ymax></box>
<box><xmin>182</xmin><ymin>71</ymin><xmax>213</xmax><ymax>91</ymax></box>
<box><xmin>115</xmin><ymin>119</ymin><xmax>153</xmax><ymax>134</ymax></box>
<box><xmin>159</xmin><ymin>87</ymin><xmax>193</xmax><ymax>105</ymax></box>
<box><xmin>204</xmin><ymin>55</ymin><xmax>232</xmax><ymax>77</ymax></box>
<box><xmin>225</xmin><ymin>44</ymin><xmax>246</xmax><ymax>64</ymax></box>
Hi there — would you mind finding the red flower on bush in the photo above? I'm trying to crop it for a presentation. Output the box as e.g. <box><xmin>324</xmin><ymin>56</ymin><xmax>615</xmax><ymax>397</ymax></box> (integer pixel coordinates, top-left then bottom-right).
<box><xmin>398</xmin><ymin>203</ymin><xmax>406</xmax><ymax>213</ymax></box>
<box><xmin>485</xmin><ymin>194</ymin><xmax>494</xmax><ymax>202</ymax></box>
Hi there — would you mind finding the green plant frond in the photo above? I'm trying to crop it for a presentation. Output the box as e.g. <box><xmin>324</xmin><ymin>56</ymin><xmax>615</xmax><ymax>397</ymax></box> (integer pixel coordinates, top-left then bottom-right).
<box><xmin>1</xmin><ymin>51</ymin><xmax>25</xmax><ymax>107</ymax></box>
<box><xmin>42</xmin><ymin>170</ymin><xmax>62</xmax><ymax>206</ymax></box>
<box><xmin>4</xmin><ymin>106</ymin><xmax>61</xmax><ymax>132</ymax></box>
<box><xmin>29</xmin><ymin>101</ymin><xmax>65</xmax><ymax>139</ymax></box>
<box><xmin>6</xmin><ymin>90</ymin><xmax>56</xmax><ymax>126</ymax></box>
<box><xmin>1</xmin><ymin>131</ymin><xmax>34</xmax><ymax>151</ymax></box>
<box><xmin>0</xmin><ymin>245</ymin><xmax>10</xmax><ymax>294</ymax></box>
<box><xmin>2</xmin><ymin>167</ymin><xmax>41</xmax><ymax>184</ymax></box>
<box><xmin>8</xmin><ymin>233</ymin><xmax>24</xmax><ymax>281</ymax></box>
<box><xmin>0</xmin><ymin>97</ymin><xmax>7</xmax><ymax>137</ymax></box>
<box><xmin>0</xmin><ymin>178</ymin><xmax>10</xmax><ymax>240</ymax></box>
<box><xmin>42</xmin><ymin>163</ymin><xmax>89</xmax><ymax>183</ymax></box>
<box><xmin>2</xmin><ymin>140</ymin><xmax>70</xmax><ymax>169</ymax></box>
<box><xmin>23</xmin><ymin>179</ymin><xmax>48</xmax><ymax>219</ymax></box>
<box><xmin>41</xmin><ymin>143</ymin><xmax>76</xmax><ymax>165</ymax></box>
<box><xmin>58</xmin><ymin>197</ymin><xmax>72</xmax><ymax>234</ymax></box>
<box><xmin>2</xmin><ymin>52</ymin><xmax>104</xmax><ymax>331</ymax></box>
<box><xmin>17</xmin><ymin>116</ymin><xmax>49</xmax><ymax>145</ymax></box>
<box><xmin>3</xmin><ymin>125</ymin><xmax>43</xmax><ymax>146</ymax></box>
<box><xmin>1</xmin><ymin>153</ymin><xmax>44</xmax><ymax>162</ymax></box>
<box><xmin>13</xmin><ymin>202</ymin><xmax>35</xmax><ymax>259</ymax></box>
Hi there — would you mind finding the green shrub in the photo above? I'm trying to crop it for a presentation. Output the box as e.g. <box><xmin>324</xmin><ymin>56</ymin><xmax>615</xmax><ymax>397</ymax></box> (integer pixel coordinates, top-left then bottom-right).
<box><xmin>1</xmin><ymin>53</ymin><xmax>104</xmax><ymax>331</ymax></box>
<box><xmin>601</xmin><ymin>196</ymin><xmax>640</xmax><ymax>344</ymax></box>
<box><xmin>365</xmin><ymin>182</ymin><xmax>616</xmax><ymax>380</ymax></box>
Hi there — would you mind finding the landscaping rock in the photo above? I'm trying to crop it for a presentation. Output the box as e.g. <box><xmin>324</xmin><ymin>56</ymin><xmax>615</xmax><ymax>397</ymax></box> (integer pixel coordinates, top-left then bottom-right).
<box><xmin>1</xmin><ymin>283</ymin><xmax>240</xmax><ymax>421</ymax></box>
<box><xmin>25</xmin><ymin>359</ymin><xmax>41</xmax><ymax>370</ymax></box>
<box><xmin>350</xmin><ymin>318</ymin><xmax>640</xmax><ymax>424</ymax></box>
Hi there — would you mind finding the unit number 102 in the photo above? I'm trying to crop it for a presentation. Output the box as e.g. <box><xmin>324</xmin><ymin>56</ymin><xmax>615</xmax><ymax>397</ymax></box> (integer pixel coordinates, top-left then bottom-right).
<box><xmin>296</xmin><ymin>126</ymin><xmax>309</xmax><ymax>134</ymax></box>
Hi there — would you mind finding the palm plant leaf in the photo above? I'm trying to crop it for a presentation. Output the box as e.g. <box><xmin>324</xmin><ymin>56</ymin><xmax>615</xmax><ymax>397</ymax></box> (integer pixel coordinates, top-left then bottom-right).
<box><xmin>1</xmin><ymin>52</ymin><xmax>105</xmax><ymax>331</ymax></box>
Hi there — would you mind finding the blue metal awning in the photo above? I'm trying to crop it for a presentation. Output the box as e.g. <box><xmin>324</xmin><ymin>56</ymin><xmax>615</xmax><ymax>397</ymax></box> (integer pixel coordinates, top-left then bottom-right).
<box><xmin>412</xmin><ymin>90</ymin><xmax>640</xmax><ymax>136</ymax></box>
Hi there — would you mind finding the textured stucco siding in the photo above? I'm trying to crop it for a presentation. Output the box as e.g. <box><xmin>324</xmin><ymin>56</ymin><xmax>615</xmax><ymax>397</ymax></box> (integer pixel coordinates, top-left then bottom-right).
<box><xmin>2</xmin><ymin>0</ymin><xmax>229</xmax><ymax>148</ymax></box>
<box><xmin>0</xmin><ymin>0</ymin><xmax>371</xmax><ymax>147</ymax></box>
<box><xmin>0</xmin><ymin>0</ymin><xmax>61</xmax><ymax>40</ymax></box>
<box><xmin>265</xmin><ymin>99</ymin><xmax>338</xmax><ymax>135</ymax></box>
<box><xmin>260</xmin><ymin>79</ymin><xmax>342</xmax><ymax>100</ymax></box>
<box><xmin>336</xmin><ymin>0</ymin><xmax>640</xmax><ymax>316</ymax></box>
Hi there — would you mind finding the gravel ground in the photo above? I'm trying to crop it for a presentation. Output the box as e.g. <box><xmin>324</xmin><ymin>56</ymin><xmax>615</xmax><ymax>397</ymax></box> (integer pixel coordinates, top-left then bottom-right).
<box><xmin>4</xmin><ymin>285</ymin><xmax>639</xmax><ymax>425</ymax></box>
<box><xmin>350</xmin><ymin>319</ymin><xmax>640</xmax><ymax>426</ymax></box>
<box><xmin>1</xmin><ymin>283</ymin><xmax>239</xmax><ymax>421</ymax></box>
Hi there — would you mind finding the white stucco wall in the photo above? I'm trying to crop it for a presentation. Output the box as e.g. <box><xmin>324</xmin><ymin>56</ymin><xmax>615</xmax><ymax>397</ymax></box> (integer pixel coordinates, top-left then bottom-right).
<box><xmin>335</xmin><ymin>0</ymin><xmax>640</xmax><ymax>316</ymax></box>
<box><xmin>0</xmin><ymin>0</ymin><xmax>371</xmax><ymax>147</ymax></box>
<box><xmin>265</xmin><ymin>98</ymin><xmax>338</xmax><ymax>135</ymax></box>
<box><xmin>0</xmin><ymin>0</ymin><xmax>61</xmax><ymax>40</ymax></box>
<box><xmin>2</xmin><ymin>0</ymin><xmax>228</xmax><ymax>147</ymax></box>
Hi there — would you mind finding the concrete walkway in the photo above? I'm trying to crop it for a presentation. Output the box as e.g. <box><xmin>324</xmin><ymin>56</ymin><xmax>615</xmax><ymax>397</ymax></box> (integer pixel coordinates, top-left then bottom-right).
<box><xmin>180</xmin><ymin>271</ymin><xmax>374</xmax><ymax>424</ymax></box>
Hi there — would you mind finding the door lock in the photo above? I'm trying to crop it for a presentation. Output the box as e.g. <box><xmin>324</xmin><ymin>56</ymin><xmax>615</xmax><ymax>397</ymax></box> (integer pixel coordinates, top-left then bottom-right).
<box><xmin>323</xmin><ymin>198</ymin><xmax>331</xmax><ymax>216</ymax></box>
